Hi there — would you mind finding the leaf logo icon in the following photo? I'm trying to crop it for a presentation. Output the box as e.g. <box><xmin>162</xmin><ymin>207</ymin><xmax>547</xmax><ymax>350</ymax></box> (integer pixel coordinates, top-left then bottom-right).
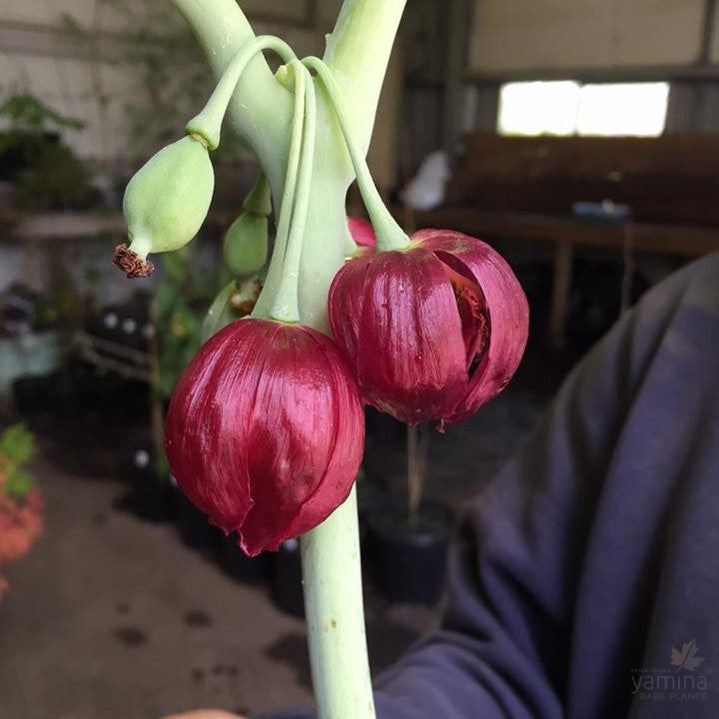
<box><xmin>670</xmin><ymin>639</ymin><xmax>706</xmax><ymax>672</ymax></box>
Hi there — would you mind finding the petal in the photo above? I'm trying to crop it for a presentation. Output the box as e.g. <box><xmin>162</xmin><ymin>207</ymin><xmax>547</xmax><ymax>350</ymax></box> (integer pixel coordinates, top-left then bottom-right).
<box><xmin>237</xmin><ymin>325</ymin><xmax>364</xmax><ymax>555</ymax></box>
<box><xmin>328</xmin><ymin>252</ymin><xmax>373</xmax><ymax>362</ymax></box>
<box><xmin>440</xmin><ymin>261</ymin><xmax>489</xmax><ymax>370</ymax></box>
<box><xmin>165</xmin><ymin>319</ymin><xmax>270</xmax><ymax>533</ymax></box>
<box><xmin>356</xmin><ymin>247</ymin><xmax>468</xmax><ymax>425</ymax></box>
<box><xmin>348</xmin><ymin>216</ymin><xmax>376</xmax><ymax>247</ymax></box>
<box><xmin>414</xmin><ymin>230</ymin><xmax>529</xmax><ymax>424</ymax></box>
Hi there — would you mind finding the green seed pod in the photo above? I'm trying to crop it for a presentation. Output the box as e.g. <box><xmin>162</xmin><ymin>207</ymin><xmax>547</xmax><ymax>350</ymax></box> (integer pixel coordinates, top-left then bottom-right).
<box><xmin>223</xmin><ymin>212</ymin><xmax>268</xmax><ymax>279</ymax></box>
<box><xmin>114</xmin><ymin>135</ymin><xmax>214</xmax><ymax>277</ymax></box>
<box><xmin>222</xmin><ymin>174</ymin><xmax>271</xmax><ymax>279</ymax></box>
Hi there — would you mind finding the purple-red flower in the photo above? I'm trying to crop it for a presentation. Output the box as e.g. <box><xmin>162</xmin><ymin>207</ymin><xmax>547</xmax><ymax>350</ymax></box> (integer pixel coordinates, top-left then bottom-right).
<box><xmin>348</xmin><ymin>216</ymin><xmax>376</xmax><ymax>248</ymax></box>
<box><xmin>328</xmin><ymin>228</ymin><xmax>529</xmax><ymax>426</ymax></box>
<box><xmin>165</xmin><ymin>318</ymin><xmax>364</xmax><ymax>556</ymax></box>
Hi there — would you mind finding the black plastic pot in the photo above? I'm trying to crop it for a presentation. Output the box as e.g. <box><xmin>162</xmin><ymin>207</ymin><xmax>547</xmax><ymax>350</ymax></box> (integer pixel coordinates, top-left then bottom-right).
<box><xmin>270</xmin><ymin>539</ymin><xmax>304</xmax><ymax>618</ymax></box>
<box><xmin>175</xmin><ymin>487</ymin><xmax>221</xmax><ymax>554</ymax></box>
<box><xmin>362</xmin><ymin>407</ymin><xmax>406</xmax><ymax>484</ymax></box>
<box><xmin>128</xmin><ymin>454</ymin><xmax>175</xmax><ymax>523</ymax></box>
<box><xmin>69</xmin><ymin>359</ymin><xmax>149</xmax><ymax>422</ymax></box>
<box><xmin>366</xmin><ymin>499</ymin><xmax>454</xmax><ymax>604</ymax></box>
<box><xmin>12</xmin><ymin>374</ymin><xmax>57</xmax><ymax>416</ymax></box>
<box><xmin>356</xmin><ymin>477</ymin><xmax>390</xmax><ymax>562</ymax></box>
<box><xmin>219</xmin><ymin>533</ymin><xmax>271</xmax><ymax>584</ymax></box>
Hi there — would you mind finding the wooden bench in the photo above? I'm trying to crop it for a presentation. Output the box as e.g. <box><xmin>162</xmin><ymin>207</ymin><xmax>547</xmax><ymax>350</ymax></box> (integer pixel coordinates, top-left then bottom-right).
<box><xmin>409</xmin><ymin>133</ymin><xmax>719</xmax><ymax>346</ymax></box>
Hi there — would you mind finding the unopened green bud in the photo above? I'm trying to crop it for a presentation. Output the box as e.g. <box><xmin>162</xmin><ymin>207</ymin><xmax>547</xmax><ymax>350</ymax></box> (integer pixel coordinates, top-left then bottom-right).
<box><xmin>222</xmin><ymin>174</ymin><xmax>272</xmax><ymax>279</ymax></box>
<box><xmin>114</xmin><ymin>135</ymin><xmax>214</xmax><ymax>278</ymax></box>
<box><xmin>223</xmin><ymin>212</ymin><xmax>268</xmax><ymax>279</ymax></box>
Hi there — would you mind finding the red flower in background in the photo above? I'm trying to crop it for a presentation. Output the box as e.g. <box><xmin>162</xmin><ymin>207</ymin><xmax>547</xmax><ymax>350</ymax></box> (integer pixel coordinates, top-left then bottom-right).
<box><xmin>348</xmin><ymin>216</ymin><xmax>376</xmax><ymax>248</ymax></box>
<box><xmin>0</xmin><ymin>487</ymin><xmax>43</xmax><ymax>565</ymax></box>
<box><xmin>165</xmin><ymin>318</ymin><xmax>364</xmax><ymax>556</ymax></box>
<box><xmin>328</xmin><ymin>228</ymin><xmax>529</xmax><ymax>427</ymax></box>
<box><xmin>0</xmin><ymin>478</ymin><xmax>44</xmax><ymax>597</ymax></box>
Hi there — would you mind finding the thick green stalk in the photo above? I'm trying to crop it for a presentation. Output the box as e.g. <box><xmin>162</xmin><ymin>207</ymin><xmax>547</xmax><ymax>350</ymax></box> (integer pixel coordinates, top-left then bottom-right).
<box><xmin>300</xmin><ymin>487</ymin><xmax>375</xmax><ymax>719</ymax></box>
<box><xmin>304</xmin><ymin>57</ymin><xmax>409</xmax><ymax>252</ymax></box>
<box><xmin>170</xmin><ymin>0</ymin><xmax>292</xmax><ymax>191</ymax></box>
<box><xmin>300</xmin><ymin>5</ymin><xmax>405</xmax><ymax>719</ymax></box>
<box><xmin>325</xmin><ymin>0</ymin><xmax>408</xmax><ymax>154</ymax></box>
<box><xmin>295</xmin><ymin>0</ymin><xmax>407</xmax><ymax>327</ymax></box>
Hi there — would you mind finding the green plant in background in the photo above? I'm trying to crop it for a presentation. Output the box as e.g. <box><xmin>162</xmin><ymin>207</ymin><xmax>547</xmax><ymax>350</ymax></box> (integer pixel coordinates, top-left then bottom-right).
<box><xmin>148</xmin><ymin>247</ymin><xmax>231</xmax><ymax>480</ymax></box>
<box><xmin>58</xmin><ymin>2</ymin><xmax>252</xmax><ymax>166</ymax></box>
<box><xmin>0</xmin><ymin>93</ymin><xmax>84</xmax><ymax>151</ymax></box>
<box><xmin>14</xmin><ymin>143</ymin><xmax>93</xmax><ymax>212</ymax></box>
<box><xmin>0</xmin><ymin>424</ymin><xmax>37</xmax><ymax>497</ymax></box>
<box><xmin>0</xmin><ymin>92</ymin><xmax>92</xmax><ymax>211</ymax></box>
<box><xmin>152</xmin><ymin>249</ymin><xmax>218</xmax><ymax>401</ymax></box>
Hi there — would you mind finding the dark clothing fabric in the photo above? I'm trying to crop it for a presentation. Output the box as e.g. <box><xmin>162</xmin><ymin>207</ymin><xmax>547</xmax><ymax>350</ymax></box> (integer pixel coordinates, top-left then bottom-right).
<box><xmin>264</xmin><ymin>254</ymin><xmax>719</xmax><ymax>719</ymax></box>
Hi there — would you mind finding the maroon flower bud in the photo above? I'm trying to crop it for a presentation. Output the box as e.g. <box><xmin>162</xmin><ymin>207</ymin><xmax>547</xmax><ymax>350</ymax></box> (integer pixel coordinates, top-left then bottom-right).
<box><xmin>348</xmin><ymin>216</ymin><xmax>376</xmax><ymax>248</ymax></box>
<box><xmin>328</xmin><ymin>228</ymin><xmax>529</xmax><ymax>427</ymax></box>
<box><xmin>165</xmin><ymin>318</ymin><xmax>364</xmax><ymax>556</ymax></box>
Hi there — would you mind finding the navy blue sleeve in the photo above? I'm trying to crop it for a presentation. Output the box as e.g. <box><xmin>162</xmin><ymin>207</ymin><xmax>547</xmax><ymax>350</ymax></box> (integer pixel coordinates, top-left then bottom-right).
<box><xmin>261</xmin><ymin>253</ymin><xmax>719</xmax><ymax>719</ymax></box>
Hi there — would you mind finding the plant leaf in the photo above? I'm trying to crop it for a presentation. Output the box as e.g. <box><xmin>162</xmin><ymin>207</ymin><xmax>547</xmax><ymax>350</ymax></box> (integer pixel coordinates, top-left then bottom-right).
<box><xmin>4</xmin><ymin>469</ymin><xmax>36</xmax><ymax>497</ymax></box>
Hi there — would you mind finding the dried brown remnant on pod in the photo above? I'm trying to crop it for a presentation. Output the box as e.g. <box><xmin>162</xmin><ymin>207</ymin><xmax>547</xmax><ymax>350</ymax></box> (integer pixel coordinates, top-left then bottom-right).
<box><xmin>230</xmin><ymin>279</ymin><xmax>263</xmax><ymax>316</ymax></box>
<box><xmin>112</xmin><ymin>243</ymin><xmax>155</xmax><ymax>278</ymax></box>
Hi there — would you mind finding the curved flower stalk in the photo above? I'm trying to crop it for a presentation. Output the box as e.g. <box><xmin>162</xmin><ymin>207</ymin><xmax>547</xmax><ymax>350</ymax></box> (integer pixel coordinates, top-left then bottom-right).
<box><xmin>304</xmin><ymin>56</ymin><xmax>410</xmax><ymax>254</ymax></box>
<box><xmin>115</xmin><ymin>36</ymin><xmax>297</xmax><ymax>278</ymax></box>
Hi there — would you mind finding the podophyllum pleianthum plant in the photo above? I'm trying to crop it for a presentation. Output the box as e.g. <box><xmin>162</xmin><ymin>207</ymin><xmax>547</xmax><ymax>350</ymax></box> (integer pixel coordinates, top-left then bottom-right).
<box><xmin>112</xmin><ymin>2</ymin><xmax>529</xmax><ymax>717</ymax></box>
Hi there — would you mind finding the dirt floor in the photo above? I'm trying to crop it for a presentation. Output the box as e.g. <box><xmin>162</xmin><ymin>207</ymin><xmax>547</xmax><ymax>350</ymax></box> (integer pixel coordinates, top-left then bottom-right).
<box><xmin>0</xmin><ymin>343</ymin><xmax>563</xmax><ymax>719</ymax></box>
<box><xmin>1</xmin><ymin>449</ymin><xmax>445</xmax><ymax>718</ymax></box>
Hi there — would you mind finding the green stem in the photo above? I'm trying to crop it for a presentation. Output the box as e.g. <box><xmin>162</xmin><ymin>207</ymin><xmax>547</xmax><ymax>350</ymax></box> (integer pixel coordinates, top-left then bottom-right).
<box><xmin>304</xmin><ymin>57</ymin><xmax>409</xmax><ymax>252</ymax></box>
<box><xmin>324</xmin><ymin>0</ymin><xmax>408</xmax><ymax>153</ymax></box>
<box><xmin>269</xmin><ymin>64</ymin><xmax>317</xmax><ymax>324</ymax></box>
<box><xmin>170</xmin><ymin>0</ymin><xmax>291</xmax><ymax>191</ymax></box>
<box><xmin>301</xmin><ymin>486</ymin><xmax>375</xmax><ymax>719</ymax></box>
<box><xmin>186</xmin><ymin>35</ymin><xmax>296</xmax><ymax>150</ymax></box>
<box><xmin>252</xmin><ymin>61</ymin><xmax>306</xmax><ymax>322</ymax></box>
